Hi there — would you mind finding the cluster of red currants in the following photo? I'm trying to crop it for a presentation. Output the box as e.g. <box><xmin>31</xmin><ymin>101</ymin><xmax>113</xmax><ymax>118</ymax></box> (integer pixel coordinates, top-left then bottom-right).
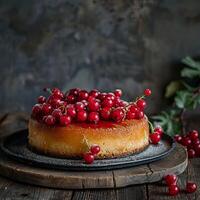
<box><xmin>83</xmin><ymin>145</ymin><xmax>101</xmax><ymax>164</ymax></box>
<box><xmin>149</xmin><ymin>126</ymin><xmax>163</xmax><ymax>144</ymax></box>
<box><xmin>174</xmin><ymin>130</ymin><xmax>200</xmax><ymax>158</ymax></box>
<box><xmin>31</xmin><ymin>88</ymin><xmax>152</xmax><ymax>126</ymax></box>
<box><xmin>164</xmin><ymin>174</ymin><xmax>197</xmax><ymax>196</ymax></box>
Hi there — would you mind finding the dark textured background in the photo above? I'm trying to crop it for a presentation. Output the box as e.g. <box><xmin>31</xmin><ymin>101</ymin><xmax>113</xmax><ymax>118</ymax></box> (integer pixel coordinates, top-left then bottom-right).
<box><xmin>0</xmin><ymin>0</ymin><xmax>200</xmax><ymax>114</ymax></box>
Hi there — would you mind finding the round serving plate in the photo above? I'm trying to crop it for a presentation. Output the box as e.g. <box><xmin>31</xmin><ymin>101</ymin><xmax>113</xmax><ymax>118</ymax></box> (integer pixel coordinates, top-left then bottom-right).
<box><xmin>0</xmin><ymin>129</ymin><xmax>176</xmax><ymax>171</ymax></box>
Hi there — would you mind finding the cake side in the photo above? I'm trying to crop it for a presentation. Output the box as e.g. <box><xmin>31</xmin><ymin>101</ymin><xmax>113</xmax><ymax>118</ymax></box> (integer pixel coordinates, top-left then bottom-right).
<box><xmin>28</xmin><ymin>117</ymin><xmax>149</xmax><ymax>159</ymax></box>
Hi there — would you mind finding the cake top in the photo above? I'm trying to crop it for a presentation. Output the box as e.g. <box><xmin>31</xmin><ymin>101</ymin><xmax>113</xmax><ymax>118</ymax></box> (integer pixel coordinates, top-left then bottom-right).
<box><xmin>31</xmin><ymin>88</ymin><xmax>152</xmax><ymax>126</ymax></box>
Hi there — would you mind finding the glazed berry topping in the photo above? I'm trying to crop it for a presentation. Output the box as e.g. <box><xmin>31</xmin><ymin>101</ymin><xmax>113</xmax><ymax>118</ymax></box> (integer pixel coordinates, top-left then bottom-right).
<box><xmin>188</xmin><ymin>149</ymin><xmax>196</xmax><ymax>158</ymax></box>
<box><xmin>31</xmin><ymin>87</ymin><xmax>152</xmax><ymax>126</ymax></box>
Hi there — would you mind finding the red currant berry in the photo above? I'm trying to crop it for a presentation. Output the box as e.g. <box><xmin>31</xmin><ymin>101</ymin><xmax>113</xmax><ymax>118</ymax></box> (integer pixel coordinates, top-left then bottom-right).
<box><xmin>164</xmin><ymin>174</ymin><xmax>177</xmax><ymax>186</ymax></box>
<box><xmin>89</xmin><ymin>89</ymin><xmax>99</xmax><ymax>98</ymax></box>
<box><xmin>42</xmin><ymin>103</ymin><xmax>52</xmax><ymax>115</ymax></box>
<box><xmin>186</xmin><ymin>182</ymin><xmax>197</xmax><ymax>193</ymax></box>
<box><xmin>77</xmin><ymin>110</ymin><xmax>87</xmax><ymax>122</ymax></box>
<box><xmin>50</xmin><ymin>98</ymin><xmax>61</xmax><ymax>108</ymax></box>
<box><xmin>150</xmin><ymin>132</ymin><xmax>161</xmax><ymax>144</ymax></box>
<box><xmin>154</xmin><ymin>126</ymin><xmax>163</xmax><ymax>136</ymax></box>
<box><xmin>44</xmin><ymin>115</ymin><xmax>55</xmax><ymax>126</ymax></box>
<box><xmin>90</xmin><ymin>145</ymin><xmax>101</xmax><ymax>155</ymax></box>
<box><xmin>82</xmin><ymin>100</ymin><xmax>89</xmax><ymax>106</ymax></box>
<box><xmin>78</xmin><ymin>90</ymin><xmax>89</xmax><ymax>100</ymax></box>
<box><xmin>174</xmin><ymin>134</ymin><xmax>182</xmax><ymax>143</ymax></box>
<box><xmin>144</xmin><ymin>88</ymin><xmax>152</xmax><ymax>96</ymax></box>
<box><xmin>168</xmin><ymin>185</ymin><xmax>179</xmax><ymax>196</ymax></box>
<box><xmin>32</xmin><ymin>104</ymin><xmax>42</xmax><ymax>117</ymax></box>
<box><xmin>37</xmin><ymin>96</ymin><xmax>46</xmax><ymax>104</ymax></box>
<box><xmin>88</xmin><ymin>112</ymin><xmax>99</xmax><ymax>123</ymax></box>
<box><xmin>188</xmin><ymin>149</ymin><xmax>196</xmax><ymax>158</ymax></box>
<box><xmin>188</xmin><ymin>130</ymin><xmax>199</xmax><ymax>141</ymax></box>
<box><xmin>66</xmin><ymin>94</ymin><xmax>76</xmax><ymax>103</ymax></box>
<box><xmin>114</xmin><ymin>89</ymin><xmax>122</xmax><ymax>97</ymax></box>
<box><xmin>136</xmin><ymin>110</ymin><xmax>144</xmax><ymax>119</ymax></box>
<box><xmin>97</xmin><ymin>92</ymin><xmax>107</xmax><ymax>101</ymax></box>
<box><xmin>106</xmin><ymin>93</ymin><xmax>115</xmax><ymax>101</ymax></box>
<box><xmin>52</xmin><ymin>109</ymin><xmax>62</xmax><ymax>119</ymax></box>
<box><xmin>136</xmin><ymin>99</ymin><xmax>146</xmax><ymax>110</ymax></box>
<box><xmin>102</xmin><ymin>98</ymin><xmax>113</xmax><ymax>108</ymax></box>
<box><xmin>111</xmin><ymin>108</ymin><xmax>124</xmax><ymax>122</ymax></box>
<box><xmin>52</xmin><ymin>88</ymin><xmax>63</xmax><ymax>99</ymax></box>
<box><xmin>181</xmin><ymin>136</ymin><xmax>192</xmax><ymax>147</ymax></box>
<box><xmin>59</xmin><ymin>115</ymin><xmax>71</xmax><ymax>126</ymax></box>
<box><xmin>68</xmin><ymin>88</ymin><xmax>80</xmax><ymax>96</ymax></box>
<box><xmin>194</xmin><ymin>143</ymin><xmax>200</xmax><ymax>156</ymax></box>
<box><xmin>83</xmin><ymin>153</ymin><xmax>94</xmax><ymax>164</ymax></box>
<box><xmin>88</xmin><ymin>100</ymin><xmax>100</xmax><ymax>111</ymax></box>
<box><xmin>66</xmin><ymin>105</ymin><xmax>76</xmax><ymax>118</ymax></box>
<box><xmin>100</xmin><ymin>107</ymin><xmax>111</xmax><ymax>120</ymax></box>
<box><xmin>126</xmin><ymin>111</ymin><xmax>136</xmax><ymax>120</ymax></box>
<box><xmin>193</xmin><ymin>138</ymin><xmax>200</xmax><ymax>146</ymax></box>
<box><xmin>75</xmin><ymin>102</ymin><xmax>85</xmax><ymax>112</ymax></box>
<box><xmin>129</xmin><ymin>104</ymin><xmax>139</xmax><ymax>113</ymax></box>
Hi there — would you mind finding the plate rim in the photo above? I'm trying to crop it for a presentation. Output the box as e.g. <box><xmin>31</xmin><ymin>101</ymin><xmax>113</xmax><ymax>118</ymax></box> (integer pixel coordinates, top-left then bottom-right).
<box><xmin>0</xmin><ymin>129</ymin><xmax>176</xmax><ymax>171</ymax></box>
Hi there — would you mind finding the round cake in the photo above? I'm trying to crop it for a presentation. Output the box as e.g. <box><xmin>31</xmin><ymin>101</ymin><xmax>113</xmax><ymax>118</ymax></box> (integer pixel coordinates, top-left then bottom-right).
<box><xmin>28</xmin><ymin>88</ymin><xmax>151</xmax><ymax>161</ymax></box>
<box><xmin>28</xmin><ymin>117</ymin><xmax>149</xmax><ymax>159</ymax></box>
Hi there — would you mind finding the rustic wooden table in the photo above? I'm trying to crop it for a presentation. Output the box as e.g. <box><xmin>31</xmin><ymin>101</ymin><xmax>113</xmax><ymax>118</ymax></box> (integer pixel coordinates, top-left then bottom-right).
<box><xmin>0</xmin><ymin>113</ymin><xmax>199</xmax><ymax>200</ymax></box>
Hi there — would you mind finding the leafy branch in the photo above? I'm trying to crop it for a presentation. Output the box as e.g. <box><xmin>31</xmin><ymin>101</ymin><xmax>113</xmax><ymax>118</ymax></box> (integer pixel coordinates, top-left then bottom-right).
<box><xmin>152</xmin><ymin>57</ymin><xmax>200</xmax><ymax>136</ymax></box>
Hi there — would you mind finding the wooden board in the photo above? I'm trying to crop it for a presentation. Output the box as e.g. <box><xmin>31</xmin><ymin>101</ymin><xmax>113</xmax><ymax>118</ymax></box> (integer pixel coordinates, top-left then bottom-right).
<box><xmin>0</xmin><ymin>144</ymin><xmax>187</xmax><ymax>189</ymax></box>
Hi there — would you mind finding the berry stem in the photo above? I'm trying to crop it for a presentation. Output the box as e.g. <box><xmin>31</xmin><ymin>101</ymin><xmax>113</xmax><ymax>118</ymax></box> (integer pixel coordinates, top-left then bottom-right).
<box><xmin>148</xmin><ymin>120</ymin><xmax>154</xmax><ymax>133</ymax></box>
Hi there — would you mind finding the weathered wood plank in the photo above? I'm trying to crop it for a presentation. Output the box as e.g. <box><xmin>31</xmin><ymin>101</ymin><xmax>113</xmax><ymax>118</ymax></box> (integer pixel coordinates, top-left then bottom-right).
<box><xmin>0</xmin><ymin>175</ymin><xmax>73</xmax><ymax>200</ymax></box>
<box><xmin>116</xmin><ymin>185</ymin><xmax>148</xmax><ymax>200</ymax></box>
<box><xmin>72</xmin><ymin>189</ymin><xmax>116</xmax><ymax>200</ymax></box>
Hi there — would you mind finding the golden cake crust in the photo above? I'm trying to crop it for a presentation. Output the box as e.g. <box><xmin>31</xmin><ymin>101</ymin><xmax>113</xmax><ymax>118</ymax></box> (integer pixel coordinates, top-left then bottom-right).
<box><xmin>28</xmin><ymin>117</ymin><xmax>149</xmax><ymax>159</ymax></box>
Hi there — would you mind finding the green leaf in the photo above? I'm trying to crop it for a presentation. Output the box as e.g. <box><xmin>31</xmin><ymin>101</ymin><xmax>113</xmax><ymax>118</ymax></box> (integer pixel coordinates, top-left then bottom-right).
<box><xmin>174</xmin><ymin>90</ymin><xmax>193</xmax><ymax>109</ymax></box>
<box><xmin>181</xmin><ymin>57</ymin><xmax>200</xmax><ymax>78</ymax></box>
<box><xmin>151</xmin><ymin>109</ymin><xmax>182</xmax><ymax>136</ymax></box>
<box><xmin>165</xmin><ymin>80</ymin><xmax>182</xmax><ymax>98</ymax></box>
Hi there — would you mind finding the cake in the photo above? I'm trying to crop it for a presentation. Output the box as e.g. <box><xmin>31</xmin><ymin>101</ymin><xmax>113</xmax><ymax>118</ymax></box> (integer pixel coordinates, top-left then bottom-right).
<box><xmin>28</xmin><ymin>88</ymin><xmax>152</xmax><ymax>162</ymax></box>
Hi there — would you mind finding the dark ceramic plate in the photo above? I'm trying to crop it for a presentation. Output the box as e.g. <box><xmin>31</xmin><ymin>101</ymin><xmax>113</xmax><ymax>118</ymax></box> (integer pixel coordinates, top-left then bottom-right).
<box><xmin>0</xmin><ymin>129</ymin><xmax>175</xmax><ymax>171</ymax></box>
